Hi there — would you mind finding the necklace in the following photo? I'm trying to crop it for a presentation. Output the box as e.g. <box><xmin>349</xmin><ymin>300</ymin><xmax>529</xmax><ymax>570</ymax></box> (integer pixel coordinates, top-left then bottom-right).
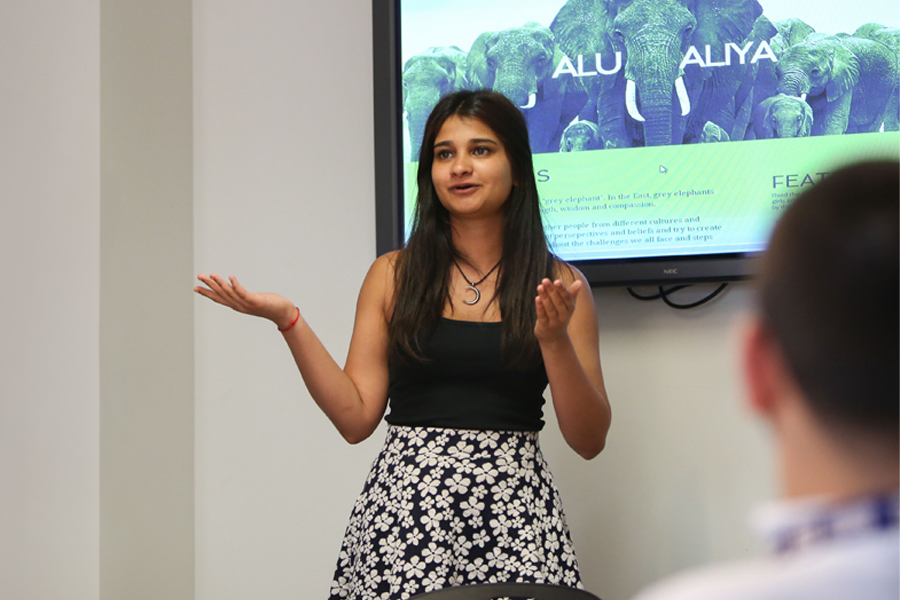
<box><xmin>453</xmin><ymin>259</ymin><xmax>501</xmax><ymax>305</ymax></box>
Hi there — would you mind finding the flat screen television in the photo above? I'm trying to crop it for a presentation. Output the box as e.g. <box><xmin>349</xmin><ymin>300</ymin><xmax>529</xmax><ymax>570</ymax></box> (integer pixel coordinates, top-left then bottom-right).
<box><xmin>373</xmin><ymin>0</ymin><xmax>899</xmax><ymax>286</ymax></box>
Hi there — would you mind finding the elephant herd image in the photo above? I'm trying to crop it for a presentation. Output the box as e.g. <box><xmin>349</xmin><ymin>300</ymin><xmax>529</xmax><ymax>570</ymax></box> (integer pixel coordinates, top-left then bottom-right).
<box><xmin>401</xmin><ymin>0</ymin><xmax>899</xmax><ymax>157</ymax></box>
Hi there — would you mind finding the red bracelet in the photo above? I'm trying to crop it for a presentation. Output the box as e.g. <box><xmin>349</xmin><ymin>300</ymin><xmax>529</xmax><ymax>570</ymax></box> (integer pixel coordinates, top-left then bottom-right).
<box><xmin>278</xmin><ymin>306</ymin><xmax>300</xmax><ymax>332</ymax></box>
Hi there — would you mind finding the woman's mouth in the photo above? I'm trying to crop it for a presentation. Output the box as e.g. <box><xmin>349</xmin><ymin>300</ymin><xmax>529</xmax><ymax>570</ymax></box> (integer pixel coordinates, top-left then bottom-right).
<box><xmin>451</xmin><ymin>183</ymin><xmax>479</xmax><ymax>194</ymax></box>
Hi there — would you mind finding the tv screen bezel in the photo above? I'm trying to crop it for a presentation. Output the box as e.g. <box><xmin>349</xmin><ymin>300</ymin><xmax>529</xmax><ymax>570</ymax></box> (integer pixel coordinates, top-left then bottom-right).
<box><xmin>371</xmin><ymin>0</ymin><xmax>759</xmax><ymax>287</ymax></box>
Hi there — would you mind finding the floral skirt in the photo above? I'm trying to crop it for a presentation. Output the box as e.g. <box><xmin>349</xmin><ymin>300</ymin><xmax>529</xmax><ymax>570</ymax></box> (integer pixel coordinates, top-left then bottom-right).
<box><xmin>328</xmin><ymin>425</ymin><xmax>582</xmax><ymax>600</ymax></box>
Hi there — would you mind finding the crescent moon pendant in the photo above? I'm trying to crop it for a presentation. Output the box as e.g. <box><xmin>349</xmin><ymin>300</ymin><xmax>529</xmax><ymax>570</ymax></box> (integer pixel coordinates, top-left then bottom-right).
<box><xmin>463</xmin><ymin>285</ymin><xmax>480</xmax><ymax>305</ymax></box>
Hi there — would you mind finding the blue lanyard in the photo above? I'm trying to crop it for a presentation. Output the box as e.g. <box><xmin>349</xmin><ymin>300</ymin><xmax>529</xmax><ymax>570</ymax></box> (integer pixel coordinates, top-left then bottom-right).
<box><xmin>774</xmin><ymin>494</ymin><xmax>899</xmax><ymax>554</ymax></box>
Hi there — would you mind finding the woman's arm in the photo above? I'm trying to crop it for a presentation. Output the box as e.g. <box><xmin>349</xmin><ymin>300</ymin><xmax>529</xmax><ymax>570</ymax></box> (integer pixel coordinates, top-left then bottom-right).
<box><xmin>194</xmin><ymin>253</ymin><xmax>395</xmax><ymax>444</ymax></box>
<box><xmin>534</xmin><ymin>267</ymin><xmax>611</xmax><ymax>460</ymax></box>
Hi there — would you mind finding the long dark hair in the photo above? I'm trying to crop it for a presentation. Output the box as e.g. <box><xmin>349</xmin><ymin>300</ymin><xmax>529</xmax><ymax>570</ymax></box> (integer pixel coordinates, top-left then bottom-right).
<box><xmin>389</xmin><ymin>90</ymin><xmax>556</xmax><ymax>368</ymax></box>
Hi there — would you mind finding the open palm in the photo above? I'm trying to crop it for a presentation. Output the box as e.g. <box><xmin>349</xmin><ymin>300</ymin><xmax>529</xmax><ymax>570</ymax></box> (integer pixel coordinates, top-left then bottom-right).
<box><xmin>195</xmin><ymin>273</ymin><xmax>296</xmax><ymax>329</ymax></box>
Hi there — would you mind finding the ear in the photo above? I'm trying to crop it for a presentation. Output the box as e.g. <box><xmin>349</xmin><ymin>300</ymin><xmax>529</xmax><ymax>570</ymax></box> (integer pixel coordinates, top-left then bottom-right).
<box><xmin>694</xmin><ymin>0</ymin><xmax>763</xmax><ymax>55</ymax></box>
<box><xmin>447</xmin><ymin>47</ymin><xmax>469</xmax><ymax>90</ymax></box>
<box><xmin>467</xmin><ymin>31</ymin><xmax>497</xmax><ymax>88</ymax></box>
<box><xmin>763</xmin><ymin>104</ymin><xmax>776</xmax><ymax>137</ymax></box>
<box><xmin>826</xmin><ymin>42</ymin><xmax>860</xmax><ymax>102</ymax></box>
<box><xmin>799</xmin><ymin>101</ymin><xmax>813</xmax><ymax>135</ymax></box>
<box><xmin>782</xmin><ymin>18</ymin><xmax>816</xmax><ymax>47</ymax></box>
<box><xmin>741</xmin><ymin>316</ymin><xmax>784</xmax><ymax>421</ymax></box>
<box><xmin>402</xmin><ymin>54</ymin><xmax>421</xmax><ymax>75</ymax></box>
<box><xmin>589</xmin><ymin>121</ymin><xmax>602</xmax><ymax>144</ymax></box>
<box><xmin>436</xmin><ymin>56</ymin><xmax>459</xmax><ymax>87</ymax></box>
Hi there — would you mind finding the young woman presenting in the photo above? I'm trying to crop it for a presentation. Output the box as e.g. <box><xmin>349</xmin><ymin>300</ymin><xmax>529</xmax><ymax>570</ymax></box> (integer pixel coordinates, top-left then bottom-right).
<box><xmin>195</xmin><ymin>90</ymin><xmax>611</xmax><ymax>599</ymax></box>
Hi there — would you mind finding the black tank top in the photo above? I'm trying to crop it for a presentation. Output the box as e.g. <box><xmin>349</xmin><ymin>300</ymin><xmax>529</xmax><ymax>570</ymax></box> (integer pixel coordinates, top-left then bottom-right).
<box><xmin>386</xmin><ymin>318</ymin><xmax>548</xmax><ymax>431</ymax></box>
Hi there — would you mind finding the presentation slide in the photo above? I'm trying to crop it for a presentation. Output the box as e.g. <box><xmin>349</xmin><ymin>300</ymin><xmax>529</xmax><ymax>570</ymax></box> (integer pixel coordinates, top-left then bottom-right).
<box><xmin>398</xmin><ymin>0</ymin><xmax>899</xmax><ymax>261</ymax></box>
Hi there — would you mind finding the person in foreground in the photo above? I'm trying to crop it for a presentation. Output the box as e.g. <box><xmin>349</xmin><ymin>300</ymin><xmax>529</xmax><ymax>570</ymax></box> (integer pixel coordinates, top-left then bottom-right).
<box><xmin>195</xmin><ymin>90</ymin><xmax>611</xmax><ymax>599</ymax></box>
<box><xmin>633</xmin><ymin>160</ymin><xmax>900</xmax><ymax>600</ymax></box>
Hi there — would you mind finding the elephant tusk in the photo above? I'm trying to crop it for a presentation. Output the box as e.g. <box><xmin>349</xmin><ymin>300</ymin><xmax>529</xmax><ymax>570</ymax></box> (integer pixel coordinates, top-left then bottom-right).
<box><xmin>799</xmin><ymin>93</ymin><xmax>807</xmax><ymax>103</ymax></box>
<box><xmin>625</xmin><ymin>80</ymin><xmax>645</xmax><ymax>122</ymax></box>
<box><xmin>675</xmin><ymin>76</ymin><xmax>690</xmax><ymax>117</ymax></box>
<box><xmin>519</xmin><ymin>93</ymin><xmax>537</xmax><ymax>110</ymax></box>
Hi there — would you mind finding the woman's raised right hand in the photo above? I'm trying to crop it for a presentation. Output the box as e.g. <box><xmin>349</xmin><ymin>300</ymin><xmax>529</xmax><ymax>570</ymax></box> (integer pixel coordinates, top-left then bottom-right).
<box><xmin>195</xmin><ymin>273</ymin><xmax>298</xmax><ymax>330</ymax></box>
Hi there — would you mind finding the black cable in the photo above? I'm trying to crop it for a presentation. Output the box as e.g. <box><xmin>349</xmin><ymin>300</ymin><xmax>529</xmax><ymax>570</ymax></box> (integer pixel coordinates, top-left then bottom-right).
<box><xmin>627</xmin><ymin>285</ymin><xmax>690</xmax><ymax>300</ymax></box>
<box><xmin>627</xmin><ymin>283</ymin><xmax>729</xmax><ymax>309</ymax></box>
<box><xmin>660</xmin><ymin>283</ymin><xmax>728</xmax><ymax>309</ymax></box>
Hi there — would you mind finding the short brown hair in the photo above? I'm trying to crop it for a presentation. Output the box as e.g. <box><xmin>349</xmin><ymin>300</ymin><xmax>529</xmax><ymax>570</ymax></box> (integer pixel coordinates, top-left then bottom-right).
<box><xmin>759</xmin><ymin>160</ymin><xmax>899</xmax><ymax>436</ymax></box>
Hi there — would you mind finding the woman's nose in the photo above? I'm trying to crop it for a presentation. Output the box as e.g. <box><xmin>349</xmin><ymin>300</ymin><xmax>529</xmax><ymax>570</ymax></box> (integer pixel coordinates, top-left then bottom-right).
<box><xmin>451</xmin><ymin>155</ymin><xmax>472</xmax><ymax>175</ymax></box>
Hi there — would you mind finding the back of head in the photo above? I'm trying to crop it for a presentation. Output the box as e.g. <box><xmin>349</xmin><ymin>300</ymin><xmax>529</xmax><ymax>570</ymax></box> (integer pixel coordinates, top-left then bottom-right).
<box><xmin>759</xmin><ymin>160</ymin><xmax>899</xmax><ymax>439</ymax></box>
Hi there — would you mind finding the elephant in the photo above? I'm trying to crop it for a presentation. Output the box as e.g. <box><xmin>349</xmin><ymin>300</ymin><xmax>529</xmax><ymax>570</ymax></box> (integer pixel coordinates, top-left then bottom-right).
<box><xmin>467</xmin><ymin>22</ymin><xmax>588</xmax><ymax>153</ymax></box>
<box><xmin>739</xmin><ymin>17</ymin><xmax>814</xmax><ymax>136</ymax></box>
<box><xmin>853</xmin><ymin>24</ymin><xmax>900</xmax><ymax>131</ymax></box>
<box><xmin>776</xmin><ymin>34</ymin><xmax>900</xmax><ymax>135</ymax></box>
<box><xmin>559</xmin><ymin>119</ymin><xmax>603</xmax><ymax>151</ymax></box>
<box><xmin>700</xmin><ymin>121</ymin><xmax>730</xmax><ymax>142</ymax></box>
<box><xmin>731</xmin><ymin>14</ymin><xmax>779</xmax><ymax>141</ymax></box>
<box><xmin>853</xmin><ymin>23</ymin><xmax>900</xmax><ymax>51</ymax></box>
<box><xmin>750</xmin><ymin>93</ymin><xmax>813</xmax><ymax>139</ymax></box>
<box><xmin>550</xmin><ymin>0</ymin><xmax>764</xmax><ymax>148</ymax></box>
<box><xmin>403</xmin><ymin>46</ymin><xmax>469</xmax><ymax>161</ymax></box>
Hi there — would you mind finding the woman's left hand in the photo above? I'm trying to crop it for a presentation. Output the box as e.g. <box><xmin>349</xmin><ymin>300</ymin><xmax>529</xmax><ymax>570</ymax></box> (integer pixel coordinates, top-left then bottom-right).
<box><xmin>534</xmin><ymin>269</ymin><xmax>610</xmax><ymax>460</ymax></box>
<box><xmin>534</xmin><ymin>278</ymin><xmax>583</xmax><ymax>343</ymax></box>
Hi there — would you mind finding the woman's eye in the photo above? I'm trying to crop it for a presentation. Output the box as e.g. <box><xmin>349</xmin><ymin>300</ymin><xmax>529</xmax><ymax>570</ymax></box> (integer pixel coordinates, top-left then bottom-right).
<box><xmin>436</xmin><ymin>150</ymin><xmax>452</xmax><ymax>160</ymax></box>
<box><xmin>472</xmin><ymin>146</ymin><xmax>490</xmax><ymax>156</ymax></box>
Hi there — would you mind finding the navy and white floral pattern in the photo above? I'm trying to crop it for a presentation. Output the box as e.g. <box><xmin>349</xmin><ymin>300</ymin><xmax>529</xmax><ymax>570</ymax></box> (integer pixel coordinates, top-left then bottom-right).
<box><xmin>328</xmin><ymin>426</ymin><xmax>581</xmax><ymax>600</ymax></box>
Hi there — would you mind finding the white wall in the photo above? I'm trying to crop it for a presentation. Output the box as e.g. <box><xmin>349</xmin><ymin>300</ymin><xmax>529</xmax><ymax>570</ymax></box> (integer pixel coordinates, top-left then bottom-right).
<box><xmin>99</xmin><ymin>1</ymin><xmax>194</xmax><ymax>598</ymax></box>
<box><xmin>1</xmin><ymin>2</ymin><xmax>194</xmax><ymax>598</ymax></box>
<box><xmin>193</xmin><ymin>3</ymin><xmax>775</xmax><ymax>600</ymax></box>
<box><xmin>0</xmin><ymin>2</ymin><xmax>101</xmax><ymax>599</ymax></box>
<box><xmin>193</xmin><ymin>1</ymin><xmax>381</xmax><ymax>597</ymax></box>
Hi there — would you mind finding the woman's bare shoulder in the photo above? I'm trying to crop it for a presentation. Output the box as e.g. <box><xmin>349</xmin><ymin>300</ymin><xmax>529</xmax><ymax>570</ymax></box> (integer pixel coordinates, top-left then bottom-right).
<box><xmin>370</xmin><ymin>249</ymin><xmax>404</xmax><ymax>280</ymax></box>
<box><xmin>552</xmin><ymin>258</ymin><xmax>587</xmax><ymax>286</ymax></box>
<box><xmin>362</xmin><ymin>250</ymin><xmax>403</xmax><ymax>315</ymax></box>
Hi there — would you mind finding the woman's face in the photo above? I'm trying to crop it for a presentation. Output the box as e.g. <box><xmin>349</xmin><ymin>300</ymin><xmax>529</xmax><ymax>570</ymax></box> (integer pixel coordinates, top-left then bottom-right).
<box><xmin>431</xmin><ymin>115</ymin><xmax>514</xmax><ymax>222</ymax></box>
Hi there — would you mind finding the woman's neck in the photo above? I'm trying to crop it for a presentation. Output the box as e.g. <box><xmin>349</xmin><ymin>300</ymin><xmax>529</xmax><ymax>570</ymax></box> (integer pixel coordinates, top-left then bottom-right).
<box><xmin>450</xmin><ymin>215</ymin><xmax>504</xmax><ymax>269</ymax></box>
